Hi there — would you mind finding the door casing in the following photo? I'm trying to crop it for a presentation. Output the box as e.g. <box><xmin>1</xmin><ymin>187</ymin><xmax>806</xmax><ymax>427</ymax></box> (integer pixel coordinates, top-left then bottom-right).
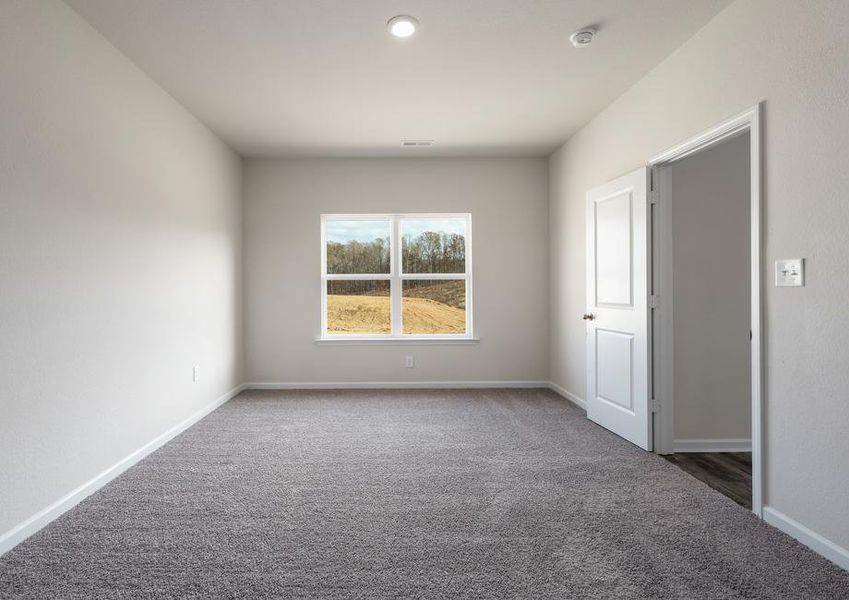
<box><xmin>648</xmin><ymin>104</ymin><xmax>764</xmax><ymax>517</ymax></box>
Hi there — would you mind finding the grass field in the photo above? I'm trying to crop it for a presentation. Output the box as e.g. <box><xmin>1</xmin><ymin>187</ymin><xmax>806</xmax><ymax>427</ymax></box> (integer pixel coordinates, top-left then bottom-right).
<box><xmin>327</xmin><ymin>294</ymin><xmax>465</xmax><ymax>334</ymax></box>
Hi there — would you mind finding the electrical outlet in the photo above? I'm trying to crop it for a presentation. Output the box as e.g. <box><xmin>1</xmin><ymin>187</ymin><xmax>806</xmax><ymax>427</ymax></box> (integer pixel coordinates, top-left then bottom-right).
<box><xmin>405</xmin><ymin>356</ymin><xmax>415</xmax><ymax>368</ymax></box>
<box><xmin>192</xmin><ymin>366</ymin><xmax>199</xmax><ymax>383</ymax></box>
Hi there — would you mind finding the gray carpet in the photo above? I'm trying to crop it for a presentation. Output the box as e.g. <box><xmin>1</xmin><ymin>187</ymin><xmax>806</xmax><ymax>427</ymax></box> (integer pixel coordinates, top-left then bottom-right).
<box><xmin>1</xmin><ymin>389</ymin><xmax>847</xmax><ymax>599</ymax></box>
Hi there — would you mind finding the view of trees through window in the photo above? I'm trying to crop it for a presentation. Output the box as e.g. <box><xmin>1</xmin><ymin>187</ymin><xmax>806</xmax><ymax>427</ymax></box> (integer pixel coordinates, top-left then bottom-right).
<box><xmin>324</xmin><ymin>216</ymin><xmax>468</xmax><ymax>335</ymax></box>
<box><xmin>401</xmin><ymin>232</ymin><xmax>465</xmax><ymax>273</ymax></box>
<box><xmin>325</xmin><ymin>218</ymin><xmax>390</xmax><ymax>275</ymax></box>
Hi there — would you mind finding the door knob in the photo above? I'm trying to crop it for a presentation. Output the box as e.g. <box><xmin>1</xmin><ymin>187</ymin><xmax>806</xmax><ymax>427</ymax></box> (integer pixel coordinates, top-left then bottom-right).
<box><xmin>582</xmin><ymin>313</ymin><xmax>595</xmax><ymax>321</ymax></box>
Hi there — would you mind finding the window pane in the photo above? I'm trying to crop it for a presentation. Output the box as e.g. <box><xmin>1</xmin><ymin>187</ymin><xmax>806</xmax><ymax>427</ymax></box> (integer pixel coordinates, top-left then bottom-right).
<box><xmin>401</xmin><ymin>217</ymin><xmax>466</xmax><ymax>274</ymax></box>
<box><xmin>402</xmin><ymin>280</ymin><xmax>466</xmax><ymax>335</ymax></box>
<box><xmin>326</xmin><ymin>280</ymin><xmax>391</xmax><ymax>334</ymax></box>
<box><xmin>326</xmin><ymin>219</ymin><xmax>391</xmax><ymax>274</ymax></box>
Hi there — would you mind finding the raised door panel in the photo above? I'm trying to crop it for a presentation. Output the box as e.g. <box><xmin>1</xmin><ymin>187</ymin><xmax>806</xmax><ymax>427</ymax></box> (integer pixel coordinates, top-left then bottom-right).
<box><xmin>594</xmin><ymin>191</ymin><xmax>633</xmax><ymax>308</ymax></box>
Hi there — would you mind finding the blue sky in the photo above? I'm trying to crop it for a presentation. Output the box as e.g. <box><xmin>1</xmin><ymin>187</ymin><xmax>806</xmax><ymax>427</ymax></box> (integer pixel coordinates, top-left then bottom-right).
<box><xmin>326</xmin><ymin>220</ymin><xmax>389</xmax><ymax>244</ymax></box>
<box><xmin>326</xmin><ymin>218</ymin><xmax>465</xmax><ymax>244</ymax></box>
<box><xmin>401</xmin><ymin>218</ymin><xmax>465</xmax><ymax>240</ymax></box>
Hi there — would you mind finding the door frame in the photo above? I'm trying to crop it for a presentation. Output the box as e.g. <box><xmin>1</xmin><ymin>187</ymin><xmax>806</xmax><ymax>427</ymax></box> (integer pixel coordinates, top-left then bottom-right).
<box><xmin>648</xmin><ymin>104</ymin><xmax>764</xmax><ymax>517</ymax></box>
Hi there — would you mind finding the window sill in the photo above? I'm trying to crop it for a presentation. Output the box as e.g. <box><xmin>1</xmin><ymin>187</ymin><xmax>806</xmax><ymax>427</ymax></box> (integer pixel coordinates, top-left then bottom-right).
<box><xmin>315</xmin><ymin>337</ymin><xmax>480</xmax><ymax>346</ymax></box>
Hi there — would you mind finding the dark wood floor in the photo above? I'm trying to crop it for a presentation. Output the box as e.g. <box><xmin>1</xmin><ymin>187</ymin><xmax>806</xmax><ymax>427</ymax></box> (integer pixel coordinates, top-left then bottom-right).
<box><xmin>663</xmin><ymin>452</ymin><xmax>752</xmax><ymax>509</ymax></box>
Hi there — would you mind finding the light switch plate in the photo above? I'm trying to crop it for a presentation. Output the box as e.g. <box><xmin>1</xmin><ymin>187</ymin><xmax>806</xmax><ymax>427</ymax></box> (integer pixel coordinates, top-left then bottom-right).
<box><xmin>775</xmin><ymin>258</ymin><xmax>804</xmax><ymax>287</ymax></box>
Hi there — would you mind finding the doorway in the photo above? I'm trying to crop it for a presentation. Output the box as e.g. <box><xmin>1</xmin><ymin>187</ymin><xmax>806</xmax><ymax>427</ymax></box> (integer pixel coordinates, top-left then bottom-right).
<box><xmin>650</xmin><ymin>106</ymin><xmax>763</xmax><ymax>515</ymax></box>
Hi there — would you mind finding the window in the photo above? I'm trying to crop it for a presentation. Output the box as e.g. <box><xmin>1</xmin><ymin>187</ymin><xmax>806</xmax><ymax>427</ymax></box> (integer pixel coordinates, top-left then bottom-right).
<box><xmin>321</xmin><ymin>214</ymin><xmax>472</xmax><ymax>340</ymax></box>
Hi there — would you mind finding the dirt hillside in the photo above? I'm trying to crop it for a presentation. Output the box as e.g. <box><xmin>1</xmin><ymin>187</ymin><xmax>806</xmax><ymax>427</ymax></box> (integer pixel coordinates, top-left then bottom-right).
<box><xmin>327</xmin><ymin>295</ymin><xmax>465</xmax><ymax>334</ymax></box>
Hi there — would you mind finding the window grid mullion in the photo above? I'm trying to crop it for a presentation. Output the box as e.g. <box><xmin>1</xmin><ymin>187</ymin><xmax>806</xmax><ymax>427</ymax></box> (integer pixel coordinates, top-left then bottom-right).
<box><xmin>399</xmin><ymin>273</ymin><xmax>467</xmax><ymax>281</ymax></box>
<box><xmin>324</xmin><ymin>273</ymin><xmax>391</xmax><ymax>280</ymax></box>
<box><xmin>390</xmin><ymin>216</ymin><xmax>402</xmax><ymax>337</ymax></box>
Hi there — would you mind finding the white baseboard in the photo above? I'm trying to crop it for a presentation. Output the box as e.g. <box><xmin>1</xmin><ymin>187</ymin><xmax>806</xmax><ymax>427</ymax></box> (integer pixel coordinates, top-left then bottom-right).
<box><xmin>8</xmin><ymin>382</ymin><xmax>847</xmax><ymax>577</ymax></box>
<box><xmin>673</xmin><ymin>438</ymin><xmax>752</xmax><ymax>452</ymax></box>
<box><xmin>0</xmin><ymin>383</ymin><xmax>246</xmax><ymax>557</ymax></box>
<box><xmin>547</xmin><ymin>381</ymin><xmax>588</xmax><ymax>411</ymax></box>
<box><xmin>763</xmin><ymin>506</ymin><xmax>849</xmax><ymax>572</ymax></box>
<box><xmin>244</xmin><ymin>380</ymin><xmax>551</xmax><ymax>390</ymax></box>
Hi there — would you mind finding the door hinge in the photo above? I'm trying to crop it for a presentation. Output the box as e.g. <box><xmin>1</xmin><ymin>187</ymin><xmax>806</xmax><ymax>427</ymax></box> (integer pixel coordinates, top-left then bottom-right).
<box><xmin>651</xmin><ymin>399</ymin><xmax>661</xmax><ymax>413</ymax></box>
<box><xmin>649</xmin><ymin>295</ymin><xmax>659</xmax><ymax>309</ymax></box>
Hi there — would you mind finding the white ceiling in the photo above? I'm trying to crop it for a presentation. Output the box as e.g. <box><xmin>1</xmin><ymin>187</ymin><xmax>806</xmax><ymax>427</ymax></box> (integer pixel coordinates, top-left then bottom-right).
<box><xmin>66</xmin><ymin>0</ymin><xmax>730</xmax><ymax>157</ymax></box>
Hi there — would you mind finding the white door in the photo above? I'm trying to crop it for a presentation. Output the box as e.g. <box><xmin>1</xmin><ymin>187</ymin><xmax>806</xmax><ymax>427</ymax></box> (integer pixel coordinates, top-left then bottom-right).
<box><xmin>585</xmin><ymin>167</ymin><xmax>652</xmax><ymax>450</ymax></box>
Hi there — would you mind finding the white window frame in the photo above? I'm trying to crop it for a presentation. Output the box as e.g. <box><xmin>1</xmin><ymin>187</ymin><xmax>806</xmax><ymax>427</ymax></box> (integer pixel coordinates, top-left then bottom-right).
<box><xmin>320</xmin><ymin>213</ymin><xmax>474</xmax><ymax>342</ymax></box>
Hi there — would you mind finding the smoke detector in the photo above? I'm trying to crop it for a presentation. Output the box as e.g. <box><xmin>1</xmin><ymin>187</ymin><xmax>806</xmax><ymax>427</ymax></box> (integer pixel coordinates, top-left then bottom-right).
<box><xmin>570</xmin><ymin>28</ymin><xmax>596</xmax><ymax>48</ymax></box>
<box><xmin>401</xmin><ymin>140</ymin><xmax>434</xmax><ymax>148</ymax></box>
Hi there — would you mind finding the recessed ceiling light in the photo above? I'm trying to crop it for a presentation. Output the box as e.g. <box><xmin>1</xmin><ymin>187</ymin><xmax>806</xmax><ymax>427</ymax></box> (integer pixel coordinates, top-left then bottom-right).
<box><xmin>570</xmin><ymin>27</ymin><xmax>596</xmax><ymax>48</ymax></box>
<box><xmin>388</xmin><ymin>15</ymin><xmax>419</xmax><ymax>38</ymax></box>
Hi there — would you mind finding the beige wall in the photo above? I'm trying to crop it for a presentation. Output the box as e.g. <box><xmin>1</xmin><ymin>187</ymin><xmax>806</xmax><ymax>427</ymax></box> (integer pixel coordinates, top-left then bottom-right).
<box><xmin>244</xmin><ymin>158</ymin><xmax>549</xmax><ymax>384</ymax></box>
<box><xmin>670</xmin><ymin>133</ymin><xmax>751</xmax><ymax>442</ymax></box>
<box><xmin>549</xmin><ymin>0</ymin><xmax>849</xmax><ymax>548</ymax></box>
<box><xmin>0</xmin><ymin>1</ymin><xmax>243</xmax><ymax>537</ymax></box>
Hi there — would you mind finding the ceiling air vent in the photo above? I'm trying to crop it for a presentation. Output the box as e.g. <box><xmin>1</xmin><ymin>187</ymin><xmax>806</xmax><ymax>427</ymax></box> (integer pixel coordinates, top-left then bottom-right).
<box><xmin>401</xmin><ymin>140</ymin><xmax>434</xmax><ymax>148</ymax></box>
